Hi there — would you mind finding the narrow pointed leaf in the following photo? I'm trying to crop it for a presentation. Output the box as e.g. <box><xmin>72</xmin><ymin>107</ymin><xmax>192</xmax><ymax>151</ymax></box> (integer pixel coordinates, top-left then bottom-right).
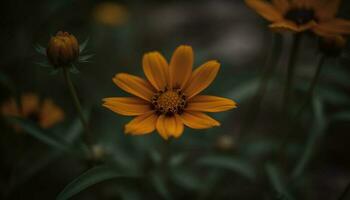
<box><xmin>8</xmin><ymin>117</ymin><xmax>69</xmax><ymax>151</ymax></box>
<box><xmin>265</xmin><ymin>163</ymin><xmax>294</xmax><ymax>200</ymax></box>
<box><xmin>79</xmin><ymin>38</ymin><xmax>89</xmax><ymax>53</ymax></box>
<box><xmin>196</xmin><ymin>155</ymin><xmax>255</xmax><ymax>180</ymax></box>
<box><xmin>57</xmin><ymin>165</ymin><xmax>134</xmax><ymax>200</ymax></box>
<box><xmin>34</xmin><ymin>44</ymin><xmax>46</xmax><ymax>55</ymax></box>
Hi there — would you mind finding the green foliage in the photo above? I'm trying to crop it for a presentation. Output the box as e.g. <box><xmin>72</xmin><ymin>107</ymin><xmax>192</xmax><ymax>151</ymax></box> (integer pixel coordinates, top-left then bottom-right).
<box><xmin>265</xmin><ymin>163</ymin><xmax>295</xmax><ymax>200</ymax></box>
<box><xmin>196</xmin><ymin>155</ymin><xmax>256</xmax><ymax>180</ymax></box>
<box><xmin>7</xmin><ymin>117</ymin><xmax>70</xmax><ymax>151</ymax></box>
<box><xmin>57</xmin><ymin>165</ymin><xmax>136</xmax><ymax>200</ymax></box>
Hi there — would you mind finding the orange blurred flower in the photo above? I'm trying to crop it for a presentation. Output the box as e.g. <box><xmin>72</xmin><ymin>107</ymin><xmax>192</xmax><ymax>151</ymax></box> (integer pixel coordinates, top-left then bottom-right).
<box><xmin>103</xmin><ymin>45</ymin><xmax>237</xmax><ymax>140</ymax></box>
<box><xmin>245</xmin><ymin>0</ymin><xmax>350</xmax><ymax>36</ymax></box>
<box><xmin>1</xmin><ymin>93</ymin><xmax>65</xmax><ymax>130</ymax></box>
<box><xmin>93</xmin><ymin>2</ymin><xmax>129</xmax><ymax>27</ymax></box>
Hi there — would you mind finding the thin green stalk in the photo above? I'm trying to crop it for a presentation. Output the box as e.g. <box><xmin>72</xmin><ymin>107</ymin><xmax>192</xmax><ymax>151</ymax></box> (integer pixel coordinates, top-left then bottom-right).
<box><xmin>276</xmin><ymin>54</ymin><xmax>325</xmax><ymax>165</ymax></box>
<box><xmin>62</xmin><ymin>67</ymin><xmax>93</xmax><ymax>153</ymax></box>
<box><xmin>282</xmin><ymin>34</ymin><xmax>301</xmax><ymax>113</ymax></box>
<box><xmin>338</xmin><ymin>181</ymin><xmax>350</xmax><ymax>200</ymax></box>
<box><xmin>295</xmin><ymin>55</ymin><xmax>326</xmax><ymax>118</ymax></box>
<box><xmin>240</xmin><ymin>33</ymin><xmax>281</xmax><ymax>135</ymax></box>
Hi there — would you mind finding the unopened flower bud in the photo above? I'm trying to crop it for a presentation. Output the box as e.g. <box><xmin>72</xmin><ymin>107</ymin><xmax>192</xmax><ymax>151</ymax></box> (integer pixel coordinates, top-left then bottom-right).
<box><xmin>319</xmin><ymin>35</ymin><xmax>347</xmax><ymax>57</ymax></box>
<box><xmin>46</xmin><ymin>31</ymin><xmax>79</xmax><ymax>68</ymax></box>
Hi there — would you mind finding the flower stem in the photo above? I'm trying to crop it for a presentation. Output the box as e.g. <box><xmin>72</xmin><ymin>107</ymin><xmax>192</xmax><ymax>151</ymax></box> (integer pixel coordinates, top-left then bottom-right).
<box><xmin>282</xmin><ymin>34</ymin><xmax>301</xmax><ymax>113</ymax></box>
<box><xmin>277</xmin><ymin>55</ymin><xmax>326</xmax><ymax>178</ymax></box>
<box><xmin>295</xmin><ymin>55</ymin><xmax>326</xmax><ymax>118</ymax></box>
<box><xmin>62</xmin><ymin>67</ymin><xmax>93</xmax><ymax>152</ymax></box>
<box><xmin>240</xmin><ymin>33</ymin><xmax>281</xmax><ymax>135</ymax></box>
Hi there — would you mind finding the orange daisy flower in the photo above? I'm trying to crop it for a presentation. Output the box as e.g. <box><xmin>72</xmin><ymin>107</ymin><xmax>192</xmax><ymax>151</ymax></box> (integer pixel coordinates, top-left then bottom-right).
<box><xmin>1</xmin><ymin>93</ymin><xmax>65</xmax><ymax>130</ymax></box>
<box><xmin>245</xmin><ymin>0</ymin><xmax>350</xmax><ymax>36</ymax></box>
<box><xmin>103</xmin><ymin>45</ymin><xmax>237</xmax><ymax>140</ymax></box>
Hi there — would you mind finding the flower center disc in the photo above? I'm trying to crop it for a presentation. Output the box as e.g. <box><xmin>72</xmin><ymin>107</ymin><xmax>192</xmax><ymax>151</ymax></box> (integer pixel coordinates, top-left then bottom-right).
<box><xmin>151</xmin><ymin>89</ymin><xmax>186</xmax><ymax>115</ymax></box>
<box><xmin>285</xmin><ymin>8</ymin><xmax>315</xmax><ymax>25</ymax></box>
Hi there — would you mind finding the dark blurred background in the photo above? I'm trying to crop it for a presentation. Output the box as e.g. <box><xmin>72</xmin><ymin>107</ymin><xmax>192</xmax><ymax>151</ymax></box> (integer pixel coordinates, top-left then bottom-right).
<box><xmin>1</xmin><ymin>0</ymin><xmax>350</xmax><ymax>199</ymax></box>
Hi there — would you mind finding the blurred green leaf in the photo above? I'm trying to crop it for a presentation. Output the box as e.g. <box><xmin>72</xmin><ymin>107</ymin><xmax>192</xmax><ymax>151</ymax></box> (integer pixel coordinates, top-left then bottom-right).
<box><xmin>118</xmin><ymin>187</ymin><xmax>142</xmax><ymax>200</ymax></box>
<box><xmin>242</xmin><ymin>140</ymin><xmax>278</xmax><ymax>158</ymax></box>
<box><xmin>8</xmin><ymin>117</ymin><xmax>69</xmax><ymax>151</ymax></box>
<box><xmin>79</xmin><ymin>38</ymin><xmax>90</xmax><ymax>53</ymax></box>
<box><xmin>34</xmin><ymin>44</ymin><xmax>46</xmax><ymax>56</ymax></box>
<box><xmin>57</xmin><ymin>165</ymin><xmax>134</xmax><ymax>200</ymax></box>
<box><xmin>265</xmin><ymin>163</ymin><xmax>294</xmax><ymax>200</ymax></box>
<box><xmin>226</xmin><ymin>78</ymin><xmax>259</xmax><ymax>103</ymax></box>
<box><xmin>169</xmin><ymin>154</ymin><xmax>186</xmax><ymax>167</ymax></box>
<box><xmin>331</xmin><ymin>111</ymin><xmax>350</xmax><ymax>122</ymax></box>
<box><xmin>78</xmin><ymin>54</ymin><xmax>94</xmax><ymax>63</ymax></box>
<box><xmin>318</xmin><ymin>86</ymin><xmax>350</xmax><ymax>105</ymax></box>
<box><xmin>171</xmin><ymin>168</ymin><xmax>203</xmax><ymax>190</ymax></box>
<box><xmin>323</xmin><ymin>64</ymin><xmax>350</xmax><ymax>87</ymax></box>
<box><xmin>196</xmin><ymin>155</ymin><xmax>255</xmax><ymax>180</ymax></box>
<box><xmin>292</xmin><ymin>96</ymin><xmax>327</xmax><ymax>179</ymax></box>
<box><xmin>69</xmin><ymin>65</ymin><xmax>80</xmax><ymax>74</ymax></box>
<box><xmin>150</xmin><ymin>172</ymin><xmax>171</xmax><ymax>200</ymax></box>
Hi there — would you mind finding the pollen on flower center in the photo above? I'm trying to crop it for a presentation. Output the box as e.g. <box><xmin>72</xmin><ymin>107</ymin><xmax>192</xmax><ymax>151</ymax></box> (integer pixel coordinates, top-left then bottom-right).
<box><xmin>285</xmin><ymin>8</ymin><xmax>316</xmax><ymax>25</ymax></box>
<box><xmin>151</xmin><ymin>89</ymin><xmax>186</xmax><ymax>115</ymax></box>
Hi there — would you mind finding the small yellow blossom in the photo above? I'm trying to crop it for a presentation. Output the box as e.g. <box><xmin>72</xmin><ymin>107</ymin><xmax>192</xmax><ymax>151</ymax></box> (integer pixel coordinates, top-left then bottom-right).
<box><xmin>103</xmin><ymin>45</ymin><xmax>237</xmax><ymax>140</ymax></box>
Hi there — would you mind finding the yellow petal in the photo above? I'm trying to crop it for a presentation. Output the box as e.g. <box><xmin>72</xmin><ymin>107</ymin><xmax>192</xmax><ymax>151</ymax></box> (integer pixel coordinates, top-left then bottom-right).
<box><xmin>313</xmin><ymin>18</ymin><xmax>350</xmax><ymax>35</ymax></box>
<box><xmin>269</xmin><ymin>20</ymin><xmax>316</xmax><ymax>32</ymax></box>
<box><xmin>186</xmin><ymin>95</ymin><xmax>237</xmax><ymax>112</ymax></box>
<box><xmin>143</xmin><ymin>52</ymin><xmax>169</xmax><ymax>91</ymax></box>
<box><xmin>1</xmin><ymin>98</ymin><xmax>19</xmax><ymax>117</ymax></box>
<box><xmin>156</xmin><ymin>114</ymin><xmax>184</xmax><ymax>140</ymax></box>
<box><xmin>315</xmin><ymin>0</ymin><xmax>341</xmax><ymax>20</ymax></box>
<box><xmin>184</xmin><ymin>60</ymin><xmax>220</xmax><ymax>99</ymax></box>
<box><xmin>39</xmin><ymin>99</ymin><xmax>64</xmax><ymax>128</ymax></box>
<box><xmin>245</xmin><ymin>0</ymin><xmax>283</xmax><ymax>22</ymax></box>
<box><xmin>169</xmin><ymin>45</ymin><xmax>193</xmax><ymax>89</ymax></box>
<box><xmin>21</xmin><ymin>93</ymin><xmax>40</xmax><ymax>116</ymax></box>
<box><xmin>125</xmin><ymin>112</ymin><xmax>158</xmax><ymax>135</ymax></box>
<box><xmin>179</xmin><ymin>111</ymin><xmax>220</xmax><ymax>129</ymax></box>
<box><xmin>113</xmin><ymin>73</ymin><xmax>155</xmax><ymax>101</ymax></box>
<box><xmin>272</xmin><ymin>0</ymin><xmax>289</xmax><ymax>13</ymax></box>
<box><xmin>102</xmin><ymin>97</ymin><xmax>151</xmax><ymax>116</ymax></box>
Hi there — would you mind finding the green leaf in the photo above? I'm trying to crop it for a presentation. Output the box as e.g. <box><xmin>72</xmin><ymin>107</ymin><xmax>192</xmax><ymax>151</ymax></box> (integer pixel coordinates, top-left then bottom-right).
<box><xmin>7</xmin><ymin>117</ymin><xmax>69</xmax><ymax>151</ymax></box>
<box><xmin>34</xmin><ymin>44</ymin><xmax>46</xmax><ymax>56</ymax></box>
<box><xmin>79</xmin><ymin>38</ymin><xmax>89</xmax><ymax>53</ymax></box>
<box><xmin>292</xmin><ymin>96</ymin><xmax>327</xmax><ymax>179</ymax></box>
<box><xmin>150</xmin><ymin>172</ymin><xmax>171</xmax><ymax>200</ymax></box>
<box><xmin>79</xmin><ymin>54</ymin><xmax>94</xmax><ymax>63</ymax></box>
<box><xmin>196</xmin><ymin>155</ymin><xmax>255</xmax><ymax>180</ymax></box>
<box><xmin>318</xmin><ymin>86</ymin><xmax>350</xmax><ymax>105</ymax></box>
<box><xmin>331</xmin><ymin>111</ymin><xmax>350</xmax><ymax>122</ymax></box>
<box><xmin>265</xmin><ymin>163</ymin><xmax>295</xmax><ymax>200</ymax></box>
<box><xmin>35</xmin><ymin>61</ymin><xmax>52</xmax><ymax>68</ymax></box>
<box><xmin>57</xmin><ymin>165</ymin><xmax>134</xmax><ymax>200</ymax></box>
<box><xmin>69</xmin><ymin>65</ymin><xmax>80</xmax><ymax>74</ymax></box>
<box><xmin>171</xmin><ymin>168</ymin><xmax>203</xmax><ymax>190</ymax></box>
